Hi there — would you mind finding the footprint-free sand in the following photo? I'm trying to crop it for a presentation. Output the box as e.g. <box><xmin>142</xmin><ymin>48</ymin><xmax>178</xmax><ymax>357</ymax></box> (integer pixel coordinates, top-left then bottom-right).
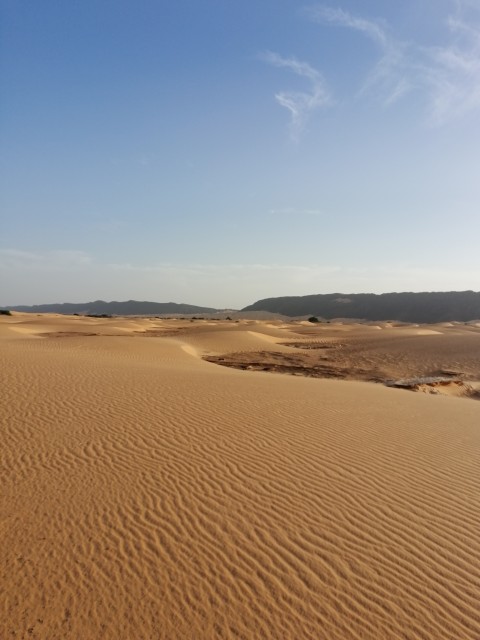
<box><xmin>1</xmin><ymin>313</ymin><xmax>479</xmax><ymax>639</ymax></box>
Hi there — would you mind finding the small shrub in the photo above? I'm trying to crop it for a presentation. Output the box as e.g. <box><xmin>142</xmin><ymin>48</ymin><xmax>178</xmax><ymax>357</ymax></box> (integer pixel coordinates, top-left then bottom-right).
<box><xmin>0</xmin><ymin>309</ymin><xmax>12</xmax><ymax>316</ymax></box>
<box><xmin>308</xmin><ymin>316</ymin><xmax>319</xmax><ymax>323</ymax></box>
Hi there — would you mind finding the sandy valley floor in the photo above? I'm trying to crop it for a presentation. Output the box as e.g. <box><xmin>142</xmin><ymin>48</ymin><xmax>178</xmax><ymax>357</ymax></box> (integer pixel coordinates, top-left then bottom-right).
<box><xmin>1</xmin><ymin>313</ymin><xmax>480</xmax><ymax>639</ymax></box>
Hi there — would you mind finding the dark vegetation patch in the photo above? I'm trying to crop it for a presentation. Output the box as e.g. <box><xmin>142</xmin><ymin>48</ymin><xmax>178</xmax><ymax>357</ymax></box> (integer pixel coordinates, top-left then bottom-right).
<box><xmin>280</xmin><ymin>341</ymin><xmax>343</xmax><ymax>350</ymax></box>
<box><xmin>86</xmin><ymin>313</ymin><xmax>112</xmax><ymax>318</ymax></box>
<box><xmin>41</xmin><ymin>332</ymin><xmax>100</xmax><ymax>338</ymax></box>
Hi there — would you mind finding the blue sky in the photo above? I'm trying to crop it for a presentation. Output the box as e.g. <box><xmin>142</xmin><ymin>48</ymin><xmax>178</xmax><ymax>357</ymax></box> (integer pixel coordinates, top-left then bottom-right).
<box><xmin>1</xmin><ymin>0</ymin><xmax>479</xmax><ymax>308</ymax></box>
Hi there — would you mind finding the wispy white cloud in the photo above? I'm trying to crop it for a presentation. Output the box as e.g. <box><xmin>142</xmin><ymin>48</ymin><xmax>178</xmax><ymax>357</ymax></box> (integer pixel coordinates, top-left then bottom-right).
<box><xmin>307</xmin><ymin>5</ymin><xmax>412</xmax><ymax>107</ymax></box>
<box><xmin>306</xmin><ymin>6</ymin><xmax>389</xmax><ymax>48</ymax></box>
<box><xmin>260</xmin><ymin>51</ymin><xmax>333</xmax><ymax>140</ymax></box>
<box><xmin>303</xmin><ymin>3</ymin><xmax>480</xmax><ymax>124</ymax></box>
<box><xmin>423</xmin><ymin>2</ymin><xmax>480</xmax><ymax>123</ymax></box>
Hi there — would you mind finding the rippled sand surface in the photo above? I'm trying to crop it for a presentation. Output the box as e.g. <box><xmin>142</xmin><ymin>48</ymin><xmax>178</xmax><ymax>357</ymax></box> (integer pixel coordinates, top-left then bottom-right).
<box><xmin>1</xmin><ymin>313</ymin><xmax>479</xmax><ymax>639</ymax></box>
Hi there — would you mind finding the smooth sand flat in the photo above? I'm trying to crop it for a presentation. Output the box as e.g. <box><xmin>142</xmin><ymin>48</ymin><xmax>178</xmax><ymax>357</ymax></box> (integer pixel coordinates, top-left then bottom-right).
<box><xmin>1</xmin><ymin>314</ymin><xmax>479</xmax><ymax>639</ymax></box>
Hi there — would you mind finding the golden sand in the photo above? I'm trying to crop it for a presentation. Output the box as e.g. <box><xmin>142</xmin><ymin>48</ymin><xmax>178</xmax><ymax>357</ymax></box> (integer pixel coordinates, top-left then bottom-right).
<box><xmin>1</xmin><ymin>313</ymin><xmax>479</xmax><ymax>639</ymax></box>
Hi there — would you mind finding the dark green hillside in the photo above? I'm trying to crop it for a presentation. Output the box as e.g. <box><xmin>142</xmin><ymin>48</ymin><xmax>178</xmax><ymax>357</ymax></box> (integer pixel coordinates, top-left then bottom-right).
<box><xmin>9</xmin><ymin>300</ymin><xmax>218</xmax><ymax>316</ymax></box>
<box><xmin>242</xmin><ymin>291</ymin><xmax>480</xmax><ymax>323</ymax></box>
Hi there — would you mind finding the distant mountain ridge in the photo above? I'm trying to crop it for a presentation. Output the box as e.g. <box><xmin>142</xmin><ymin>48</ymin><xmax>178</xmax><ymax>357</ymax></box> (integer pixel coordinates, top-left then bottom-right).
<box><xmin>9</xmin><ymin>300</ymin><xmax>218</xmax><ymax>316</ymax></box>
<box><xmin>242</xmin><ymin>291</ymin><xmax>480</xmax><ymax>323</ymax></box>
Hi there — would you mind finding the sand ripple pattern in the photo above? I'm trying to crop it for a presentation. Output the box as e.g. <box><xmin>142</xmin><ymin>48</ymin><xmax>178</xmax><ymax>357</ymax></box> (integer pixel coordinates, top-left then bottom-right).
<box><xmin>1</xmin><ymin>319</ymin><xmax>480</xmax><ymax>639</ymax></box>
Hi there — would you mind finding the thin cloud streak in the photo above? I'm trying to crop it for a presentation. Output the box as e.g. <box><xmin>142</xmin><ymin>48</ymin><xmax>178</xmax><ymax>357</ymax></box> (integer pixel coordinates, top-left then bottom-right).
<box><xmin>307</xmin><ymin>5</ymin><xmax>412</xmax><ymax>107</ymax></box>
<box><xmin>0</xmin><ymin>249</ymin><xmax>92</xmax><ymax>270</ymax></box>
<box><xmin>303</xmin><ymin>3</ymin><xmax>480</xmax><ymax>124</ymax></box>
<box><xmin>268</xmin><ymin>207</ymin><xmax>324</xmax><ymax>216</ymax></box>
<box><xmin>306</xmin><ymin>6</ymin><xmax>389</xmax><ymax>48</ymax></box>
<box><xmin>260</xmin><ymin>51</ymin><xmax>333</xmax><ymax>140</ymax></box>
<box><xmin>424</xmin><ymin>2</ymin><xmax>480</xmax><ymax>123</ymax></box>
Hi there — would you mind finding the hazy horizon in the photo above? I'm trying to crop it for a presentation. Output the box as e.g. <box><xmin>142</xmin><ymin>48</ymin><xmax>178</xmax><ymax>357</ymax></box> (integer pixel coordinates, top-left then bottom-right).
<box><xmin>6</xmin><ymin>289</ymin><xmax>480</xmax><ymax>313</ymax></box>
<box><xmin>2</xmin><ymin>1</ymin><xmax>479</xmax><ymax>308</ymax></box>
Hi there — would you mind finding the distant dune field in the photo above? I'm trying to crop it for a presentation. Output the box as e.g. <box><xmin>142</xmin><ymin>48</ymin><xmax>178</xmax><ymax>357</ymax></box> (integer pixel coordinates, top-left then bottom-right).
<box><xmin>1</xmin><ymin>313</ymin><xmax>479</xmax><ymax>639</ymax></box>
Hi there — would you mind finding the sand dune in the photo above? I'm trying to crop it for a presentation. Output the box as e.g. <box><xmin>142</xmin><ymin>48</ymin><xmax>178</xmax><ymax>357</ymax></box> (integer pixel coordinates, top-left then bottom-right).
<box><xmin>1</xmin><ymin>313</ymin><xmax>479</xmax><ymax>639</ymax></box>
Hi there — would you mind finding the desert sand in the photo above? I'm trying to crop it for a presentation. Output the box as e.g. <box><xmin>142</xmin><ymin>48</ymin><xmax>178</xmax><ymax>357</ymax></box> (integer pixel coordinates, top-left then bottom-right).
<box><xmin>1</xmin><ymin>313</ymin><xmax>479</xmax><ymax>639</ymax></box>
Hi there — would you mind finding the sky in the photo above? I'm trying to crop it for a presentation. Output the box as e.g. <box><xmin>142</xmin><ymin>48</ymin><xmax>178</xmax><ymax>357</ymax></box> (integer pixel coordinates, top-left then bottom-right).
<box><xmin>1</xmin><ymin>0</ymin><xmax>480</xmax><ymax>308</ymax></box>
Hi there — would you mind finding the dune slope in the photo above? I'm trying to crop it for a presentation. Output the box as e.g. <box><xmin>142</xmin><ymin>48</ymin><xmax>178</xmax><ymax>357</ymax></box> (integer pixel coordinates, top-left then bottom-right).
<box><xmin>1</xmin><ymin>315</ymin><xmax>479</xmax><ymax>639</ymax></box>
